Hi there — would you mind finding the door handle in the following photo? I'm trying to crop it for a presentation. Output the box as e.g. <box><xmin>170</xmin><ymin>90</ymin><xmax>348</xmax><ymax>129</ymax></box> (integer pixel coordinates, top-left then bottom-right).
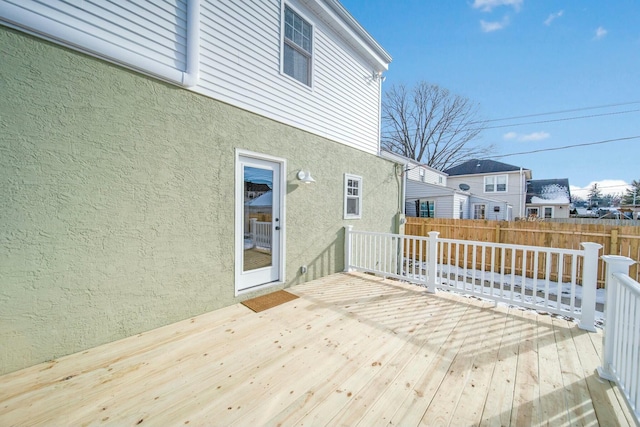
<box><xmin>275</xmin><ymin>226</ymin><xmax>281</xmax><ymax>230</ymax></box>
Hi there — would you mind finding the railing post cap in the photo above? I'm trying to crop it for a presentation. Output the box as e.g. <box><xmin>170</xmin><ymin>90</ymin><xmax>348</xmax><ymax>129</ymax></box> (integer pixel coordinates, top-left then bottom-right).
<box><xmin>580</xmin><ymin>242</ymin><xmax>603</xmax><ymax>250</ymax></box>
<box><xmin>601</xmin><ymin>255</ymin><xmax>636</xmax><ymax>266</ymax></box>
<box><xmin>345</xmin><ymin>225</ymin><xmax>354</xmax><ymax>231</ymax></box>
<box><xmin>427</xmin><ymin>231</ymin><xmax>440</xmax><ymax>237</ymax></box>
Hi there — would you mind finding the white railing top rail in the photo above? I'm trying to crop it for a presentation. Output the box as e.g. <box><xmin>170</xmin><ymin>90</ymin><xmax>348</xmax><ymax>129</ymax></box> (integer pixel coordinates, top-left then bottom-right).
<box><xmin>613</xmin><ymin>272</ymin><xmax>640</xmax><ymax>297</ymax></box>
<box><xmin>348</xmin><ymin>228</ymin><xmax>586</xmax><ymax>256</ymax></box>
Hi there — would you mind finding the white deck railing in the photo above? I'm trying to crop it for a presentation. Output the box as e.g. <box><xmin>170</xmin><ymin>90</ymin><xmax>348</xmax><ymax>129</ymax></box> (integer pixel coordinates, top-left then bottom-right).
<box><xmin>344</xmin><ymin>226</ymin><xmax>602</xmax><ymax>331</ymax></box>
<box><xmin>250</xmin><ymin>219</ymin><xmax>272</xmax><ymax>250</ymax></box>
<box><xmin>599</xmin><ymin>256</ymin><xmax>640</xmax><ymax>425</ymax></box>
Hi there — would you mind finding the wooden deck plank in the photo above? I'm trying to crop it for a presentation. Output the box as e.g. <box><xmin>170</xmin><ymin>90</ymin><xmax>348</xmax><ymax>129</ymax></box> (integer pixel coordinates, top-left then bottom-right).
<box><xmin>418</xmin><ymin>299</ymin><xmax>497</xmax><ymax>426</ymax></box>
<box><xmin>388</xmin><ymin>296</ymin><xmax>488</xmax><ymax>426</ymax></box>
<box><xmin>586</xmin><ymin>328</ymin><xmax>636</xmax><ymax>425</ymax></box>
<box><xmin>448</xmin><ymin>303</ymin><xmax>510</xmax><ymax>426</ymax></box>
<box><xmin>0</xmin><ymin>272</ymin><xmax>631</xmax><ymax>427</ymax></box>
<box><xmin>510</xmin><ymin>308</ymin><xmax>542</xmax><ymax>426</ymax></box>
<box><xmin>535</xmin><ymin>313</ymin><xmax>571</xmax><ymax>426</ymax></box>
<box><xmin>331</xmin><ymin>294</ymin><xmax>467</xmax><ymax>426</ymax></box>
<box><xmin>479</xmin><ymin>306</ymin><xmax>522</xmax><ymax>427</ymax></box>
<box><xmin>570</xmin><ymin>326</ymin><xmax>634</xmax><ymax>426</ymax></box>
<box><xmin>552</xmin><ymin>317</ymin><xmax>600</xmax><ymax>426</ymax></box>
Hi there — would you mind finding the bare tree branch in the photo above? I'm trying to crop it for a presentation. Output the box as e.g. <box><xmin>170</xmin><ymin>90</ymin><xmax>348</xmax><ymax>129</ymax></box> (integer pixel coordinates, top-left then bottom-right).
<box><xmin>382</xmin><ymin>81</ymin><xmax>493</xmax><ymax>170</ymax></box>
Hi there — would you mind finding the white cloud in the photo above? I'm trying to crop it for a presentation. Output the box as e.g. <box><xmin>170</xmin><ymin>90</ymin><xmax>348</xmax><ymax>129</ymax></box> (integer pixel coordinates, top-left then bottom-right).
<box><xmin>594</xmin><ymin>26</ymin><xmax>608</xmax><ymax>40</ymax></box>
<box><xmin>520</xmin><ymin>131</ymin><xmax>550</xmax><ymax>141</ymax></box>
<box><xmin>481</xmin><ymin>16</ymin><xmax>510</xmax><ymax>32</ymax></box>
<box><xmin>570</xmin><ymin>180</ymin><xmax>630</xmax><ymax>200</ymax></box>
<box><xmin>544</xmin><ymin>10</ymin><xmax>564</xmax><ymax>26</ymax></box>
<box><xmin>502</xmin><ymin>131</ymin><xmax>550</xmax><ymax>141</ymax></box>
<box><xmin>472</xmin><ymin>0</ymin><xmax>523</xmax><ymax>12</ymax></box>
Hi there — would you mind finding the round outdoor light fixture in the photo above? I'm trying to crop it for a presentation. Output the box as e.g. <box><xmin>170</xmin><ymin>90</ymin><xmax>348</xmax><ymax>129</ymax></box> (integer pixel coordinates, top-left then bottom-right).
<box><xmin>297</xmin><ymin>170</ymin><xmax>315</xmax><ymax>184</ymax></box>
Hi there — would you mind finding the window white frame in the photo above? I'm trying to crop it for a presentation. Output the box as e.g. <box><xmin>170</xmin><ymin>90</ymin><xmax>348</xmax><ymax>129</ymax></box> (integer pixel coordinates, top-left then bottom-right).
<box><xmin>419</xmin><ymin>200</ymin><xmax>436</xmax><ymax>218</ymax></box>
<box><xmin>526</xmin><ymin>207</ymin><xmax>540</xmax><ymax>217</ymax></box>
<box><xmin>344</xmin><ymin>174</ymin><xmax>362</xmax><ymax>219</ymax></box>
<box><xmin>473</xmin><ymin>203</ymin><xmax>486</xmax><ymax>219</ymax></box>
<box><xmin>281</xmin><ymin>4</ymin><xmax>313</xmax><ymax>87</ymax></box>
<box><xmin>544</xmin><ymin>206</ymin><xmax>554</xmax><ymax>219</ymax></box>
<box><xmin>484</xmin><ymin>175</ymin><xmax>508</xmax><ymax>193</ymax></box>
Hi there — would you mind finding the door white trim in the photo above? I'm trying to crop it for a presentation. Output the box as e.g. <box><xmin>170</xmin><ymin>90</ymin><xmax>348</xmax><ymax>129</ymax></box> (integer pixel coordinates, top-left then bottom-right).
<box><xmin>234</xmin><ymin>149</ymin><xmax>287</xmax><ymax>296</ymax></box>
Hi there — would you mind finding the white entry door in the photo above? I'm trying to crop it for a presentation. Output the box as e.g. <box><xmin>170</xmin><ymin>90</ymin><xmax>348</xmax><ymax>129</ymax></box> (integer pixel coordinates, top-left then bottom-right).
<box><xmin>235</xmin><ymin>152</ymin><xmax>284</xmax><ymax>294</ymax></box>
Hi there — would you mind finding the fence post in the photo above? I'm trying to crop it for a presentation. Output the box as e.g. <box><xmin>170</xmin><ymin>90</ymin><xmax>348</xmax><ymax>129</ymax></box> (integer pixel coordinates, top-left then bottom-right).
<box><xmin>578</xmin><ymin>242</ymin><xmax>602</xmax><ymax>331</ymax></box>
<box><xmin>344</xmin><ymin>225</ymin><xmax>353</xmax><ymax>272</ymax></box>
<box><xmin>426</xmin><ymin>231</ymin><xmax>439</xmax><ymax>293</ymax></box>
<box><xmin>598</xmin><ymin>255</ymin><xmax>636</xmax><ymax>381</ymax></box>
<box><xmin>250</xmin><ymin>218</ymin><xmax>257</xmax><ymax>249</ymax></box>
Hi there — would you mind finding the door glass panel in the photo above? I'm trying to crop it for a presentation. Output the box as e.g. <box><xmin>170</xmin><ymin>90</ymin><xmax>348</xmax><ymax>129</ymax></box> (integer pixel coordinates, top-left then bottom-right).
<box><xmin>243</xmin><ymin>166</ymin><xmax>273</xmax><ymax>272</ymax></box>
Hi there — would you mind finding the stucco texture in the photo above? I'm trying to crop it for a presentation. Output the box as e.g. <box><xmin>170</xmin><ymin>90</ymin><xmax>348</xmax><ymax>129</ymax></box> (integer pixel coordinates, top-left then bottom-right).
<box><xmin>0</xmin><ymin>27</ymin><xmax>400</xmax><ymax>374</ymax></box>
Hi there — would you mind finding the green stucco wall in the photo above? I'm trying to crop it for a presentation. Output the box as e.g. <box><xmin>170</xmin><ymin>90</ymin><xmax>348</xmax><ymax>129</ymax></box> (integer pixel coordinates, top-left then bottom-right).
<box><xmin>0</xmin><ymin>27</ymin><xmax>400</xmax><ymax>375</ymax></box>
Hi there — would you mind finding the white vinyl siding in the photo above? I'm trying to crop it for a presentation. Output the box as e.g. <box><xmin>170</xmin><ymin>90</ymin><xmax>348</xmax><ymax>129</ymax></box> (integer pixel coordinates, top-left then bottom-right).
<box><xmin>408</xmin><ymin>167</ymin><xmax>446</xmax><ymax>186</ymax></box>
<box><xmin>1</xmin><ymin>0</ymin><xmax>389</xmax><ymax>156</ymax></box>
<box><xmin>0</xmin><ymin>0</ymin><xmax>188</xmax><ymax>83</ymax></box>
<box><xmin>197</xmin><ymin>0</ymin><xmax>382</xmax><ymax>155</ymax></box>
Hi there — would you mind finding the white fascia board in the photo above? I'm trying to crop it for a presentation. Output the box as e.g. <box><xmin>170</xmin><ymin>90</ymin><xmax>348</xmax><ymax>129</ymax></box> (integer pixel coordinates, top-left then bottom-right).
<box><xmin>303</xmin><ymin>0</ymin><xmax>391</xmax><ymax>71</ymax></box>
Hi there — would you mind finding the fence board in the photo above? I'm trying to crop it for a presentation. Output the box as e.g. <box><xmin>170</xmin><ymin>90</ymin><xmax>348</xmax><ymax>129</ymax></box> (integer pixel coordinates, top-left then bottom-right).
<box><xmin>405</xmin><ymin>218</ymin><xmax>640</xmax><ymax>287</ymax></box>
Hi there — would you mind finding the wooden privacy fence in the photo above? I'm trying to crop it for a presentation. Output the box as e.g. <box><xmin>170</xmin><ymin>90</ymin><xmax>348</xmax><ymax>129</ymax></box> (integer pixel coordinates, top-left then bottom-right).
<box><xmin>405</xmin><ymin>217</ymin><xmax>640</xmax><ymax>287</ymax></box>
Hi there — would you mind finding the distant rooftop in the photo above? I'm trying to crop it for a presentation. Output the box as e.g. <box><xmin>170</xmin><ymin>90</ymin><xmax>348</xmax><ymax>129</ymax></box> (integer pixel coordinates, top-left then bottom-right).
<box><xmin>444</xmin><ymin>159</ymin><xmax>529</xmax><ymax>176</ymax></box>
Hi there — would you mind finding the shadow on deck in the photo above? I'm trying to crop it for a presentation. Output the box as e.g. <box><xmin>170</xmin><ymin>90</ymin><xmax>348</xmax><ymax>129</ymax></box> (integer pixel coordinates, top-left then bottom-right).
<box><xmin>0</xmin><ymin>272</ymin><xmax>634</xmax><ymax>426</ymax></box>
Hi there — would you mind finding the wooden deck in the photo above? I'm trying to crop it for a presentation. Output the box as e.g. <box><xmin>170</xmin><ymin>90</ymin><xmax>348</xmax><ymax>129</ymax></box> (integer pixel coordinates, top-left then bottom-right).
<box><xmin>0</xmin><ymin>272</ymin><xmax>635</xmax><ymax>426</ymax></box>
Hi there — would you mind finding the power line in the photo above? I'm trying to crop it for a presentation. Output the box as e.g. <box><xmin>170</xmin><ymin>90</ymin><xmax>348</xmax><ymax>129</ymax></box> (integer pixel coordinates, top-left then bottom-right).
<box><xmin>477</xmin><ymin>100</ymin><xmax>640</xmax><ymax>123</ymax></box>
<box><xmin>488</xmin><ymin>136</ymin><xmax>640</xmax><ymax>159</ymax></box>
<box><xmin>483</xmin><ymin>109</ymin><xmax>640</xmax><ymax>130</ymax></box>
<box><xmin>381</xmin><ymin>108</ymin><xmax>640</xmax><ymax>134</ymax></box>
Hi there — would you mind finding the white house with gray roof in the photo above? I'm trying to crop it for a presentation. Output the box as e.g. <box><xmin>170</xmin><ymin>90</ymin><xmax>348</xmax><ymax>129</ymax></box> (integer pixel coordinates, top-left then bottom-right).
<box><xmin>444</xmin><ymin>159</ymin><xmax>532</xmax><ymax>220</ymax></box>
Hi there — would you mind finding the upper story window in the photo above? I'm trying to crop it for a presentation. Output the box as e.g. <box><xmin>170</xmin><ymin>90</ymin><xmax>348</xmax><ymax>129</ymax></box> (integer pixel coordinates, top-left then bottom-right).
<box><xmin>283</xmin><ymin>6</ymin><xmax>312</xmax><ymax>86</ymax></box>
<box><xmin>484</xmin><ymin>175</ymin><xmax>507</xmax><ymax>193</ymax></box>
<box><xmin>344</xmin><ymin>174</ymin><xmax>362</xmax><ymax>219</ymax></box>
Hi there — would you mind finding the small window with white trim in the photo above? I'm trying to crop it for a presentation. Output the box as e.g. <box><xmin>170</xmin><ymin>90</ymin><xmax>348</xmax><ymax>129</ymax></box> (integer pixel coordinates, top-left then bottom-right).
<box><xmin>473</xmin><ymin>204</ymin><xmax>486</xmax><ymax>219</ymax></box>
<box><xmin>484</xmin><ymin>175</ymin><xmax>507</xmax><ymax>193</ymax></box>
<box><xmin>282</xmin><ymin>5</ymin><xmax>312</xmax><ymax>86</ymax></box>
<box><xmin>344</xmin><ymin>174</ymin><xmax>362</xmax><ymax>219</ymax></box>
<box><xmin>419</xmin><ymin>200</ymin><xmax>436</xmax><ymax>218</ymax></box>
<box><xmin>544</xmin><ymin>206</ymin><xmax>554</xmax><ymax>218</ymax></box>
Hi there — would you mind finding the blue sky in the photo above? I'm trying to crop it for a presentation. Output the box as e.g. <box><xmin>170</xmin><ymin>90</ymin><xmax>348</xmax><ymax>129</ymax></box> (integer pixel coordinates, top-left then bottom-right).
<box><xmin>340</xmin><ymin>0</ymin><xmax>640</xmax><ymax>198</ymax></box>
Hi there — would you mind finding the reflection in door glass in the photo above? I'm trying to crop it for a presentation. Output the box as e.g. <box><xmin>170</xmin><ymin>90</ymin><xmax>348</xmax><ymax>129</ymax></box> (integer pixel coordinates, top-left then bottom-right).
<box><xmin>243</xmin><ymin>166</ymin><xmax>273</xmax><ymax>271</ymax></box>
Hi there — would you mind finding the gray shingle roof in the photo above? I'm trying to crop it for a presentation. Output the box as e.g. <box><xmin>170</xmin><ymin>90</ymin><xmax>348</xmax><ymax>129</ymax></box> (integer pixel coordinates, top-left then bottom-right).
<box><xmin>444</xmin><ymin>159</ymin><xmax>528</xmax><ymax>176</ymax></box>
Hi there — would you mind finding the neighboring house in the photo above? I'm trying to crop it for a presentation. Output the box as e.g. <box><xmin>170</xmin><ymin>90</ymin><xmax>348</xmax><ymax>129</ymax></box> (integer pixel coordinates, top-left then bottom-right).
<box><xmin>444</xmin><ymin>159</ymin><xmax>532</xmax><ymax>220</ymax></box>
<box><xmin>381</xmin><ymin>150</ymin><xmax>510</xmax><ymax>220</ymax></box>
<box><xmin>0</xmin><ymin>1</ymin><xmax>398</xmax><ymax>374</ymax></box>
<box><xmin>525</xmin><ymin>179</ymin><xmax>572</xmax><ymax>219</ymax></box>
<box><xmin>381</xmin><ymin>150</ymin><xmax>466</xmax><ymax>219</ymax></box>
